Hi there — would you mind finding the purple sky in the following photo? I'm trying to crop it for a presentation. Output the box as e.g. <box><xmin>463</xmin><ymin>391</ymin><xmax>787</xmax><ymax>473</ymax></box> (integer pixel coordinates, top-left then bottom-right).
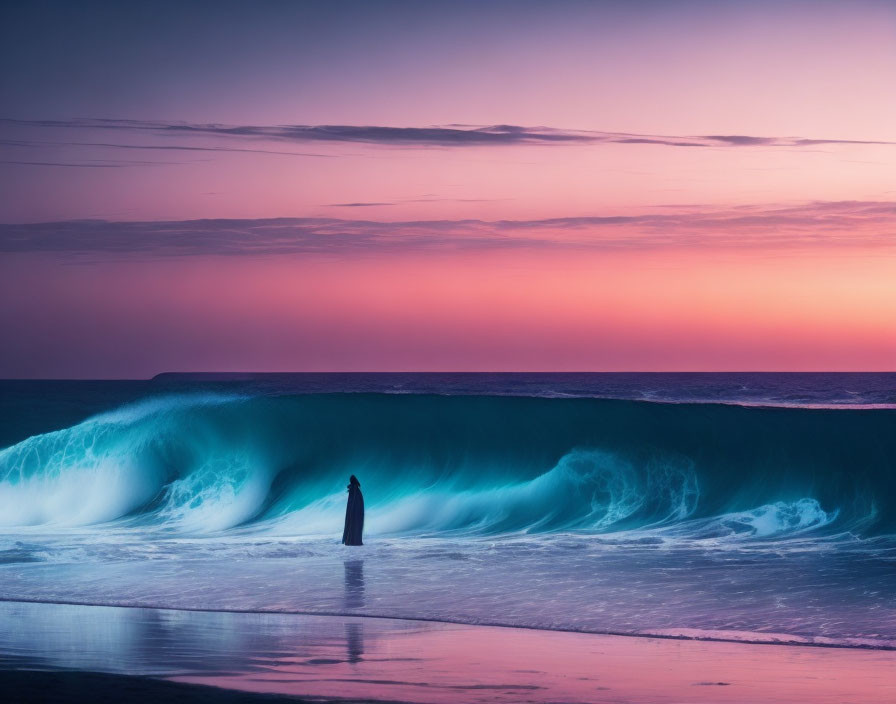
<box><xmin>1</xmin><ymin>1</ymin><xmax>895</xmax><ymax>376</ymax></box>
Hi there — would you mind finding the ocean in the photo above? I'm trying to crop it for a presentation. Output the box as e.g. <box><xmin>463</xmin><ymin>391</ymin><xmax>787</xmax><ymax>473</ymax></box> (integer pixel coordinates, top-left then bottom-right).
<box><xmin>1</xmin><ymin>373</ymin><xmax>894</xmax><ymax>649</ymax></box>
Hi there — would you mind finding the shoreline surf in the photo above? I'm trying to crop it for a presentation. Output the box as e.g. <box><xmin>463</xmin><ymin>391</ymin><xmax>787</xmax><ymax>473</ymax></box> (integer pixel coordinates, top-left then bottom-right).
<box><xmin>1</xmin><ymin>598</ymin><xmax>891</xmax><ymax>651</ymax></box>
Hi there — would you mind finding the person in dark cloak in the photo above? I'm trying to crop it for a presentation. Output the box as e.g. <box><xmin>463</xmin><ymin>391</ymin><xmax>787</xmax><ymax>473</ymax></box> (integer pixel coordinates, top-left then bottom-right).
<box><xmin>342</xmin><ymin>475</ymin><xmax>364</xmax><ymax>546</ymax></box>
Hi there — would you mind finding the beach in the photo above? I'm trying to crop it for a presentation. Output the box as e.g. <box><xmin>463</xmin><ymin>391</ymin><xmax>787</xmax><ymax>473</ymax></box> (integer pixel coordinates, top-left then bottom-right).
<box><xmin>2</xmin><ymin>601</ymin><xmax>894</xmax><ymax>703</ymax></box>
<box><xmin>2</xmin><ymin>376</ymin><xmax>895</xmax><ymax>702</ymax></box>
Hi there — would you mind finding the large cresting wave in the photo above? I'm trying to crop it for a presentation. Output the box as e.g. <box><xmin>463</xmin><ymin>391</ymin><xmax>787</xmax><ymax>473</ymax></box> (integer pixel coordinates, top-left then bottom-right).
<box><xmin>0</xmin><ymin>393</ymin><xmax>893</xmax><ymax>537</ymax></box>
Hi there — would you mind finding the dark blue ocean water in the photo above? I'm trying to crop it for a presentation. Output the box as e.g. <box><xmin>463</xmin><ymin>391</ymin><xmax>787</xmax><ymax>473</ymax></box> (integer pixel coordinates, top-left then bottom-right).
<box><xmin>4</xmin><ymin>371</ymin><xmax>895</xmax><ymax>447</ymax></box>
<box><xmin>1</xmin><ymin>373</ymin><xmax>894</xmax><ymax>647</ymax></box>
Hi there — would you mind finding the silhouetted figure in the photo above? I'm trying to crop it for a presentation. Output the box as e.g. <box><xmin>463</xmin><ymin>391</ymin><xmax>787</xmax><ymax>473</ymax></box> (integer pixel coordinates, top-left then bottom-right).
<box><xmin>342</xmin><ymin>475</ymin><xmax>364</xmax><ymax>545</ymax></box>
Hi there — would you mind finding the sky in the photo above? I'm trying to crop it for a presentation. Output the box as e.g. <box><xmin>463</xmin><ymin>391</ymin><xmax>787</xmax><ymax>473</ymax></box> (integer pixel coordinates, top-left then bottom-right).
<box><xmin>1</xmin><ymin>0</ymin><xmax>895</xmax><ymax>376</ymax></box>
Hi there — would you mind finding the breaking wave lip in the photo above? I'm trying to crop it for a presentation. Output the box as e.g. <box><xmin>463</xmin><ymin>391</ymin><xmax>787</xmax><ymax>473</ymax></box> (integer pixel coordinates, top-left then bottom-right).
<box><xmin>645</xmin><ymin>499</ymin><xmax>840</xmax><ymax>542</ymax></box>
<box><xmin>260</xmin><ymin>448</ymin><xmax>701</xmax><ymax>538</ymax></box>
<box><xmin>0</xmin><ymin>394</ymin><xmax>254</xmax><ymax>530</ymax></box>
<box><xmin>0</xmin><ymin>391</ymin><xmax>889</xmax><ymax>538</ymax></box>
<box><xmin>2</xmin><ymin>393</ymin><xmax>702</xmax><ymax>535</ymax></box>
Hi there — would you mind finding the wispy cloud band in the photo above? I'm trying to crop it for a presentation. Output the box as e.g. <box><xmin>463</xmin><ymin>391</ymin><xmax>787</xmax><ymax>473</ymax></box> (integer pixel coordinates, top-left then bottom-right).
<box><xmin>2</xmin><ymin>118</ymin><xmax>892</xmax><ymax>149</ymax></box>
<box><xmin>2</xmin><ymin>201</ymin><xmax>893</xmax><ymax>257</ymax></box>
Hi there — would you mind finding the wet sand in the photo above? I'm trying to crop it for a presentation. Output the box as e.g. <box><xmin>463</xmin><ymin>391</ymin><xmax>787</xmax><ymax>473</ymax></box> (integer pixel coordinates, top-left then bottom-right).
<box><xmin>0</xmin><ymin>671</ymin><xmax>347</xmax><ymax>704</ymax></box>
<box><xmin>1</xmin><ymin>601</ymin><xmax>894</xmax><ymax>703</ymax></box>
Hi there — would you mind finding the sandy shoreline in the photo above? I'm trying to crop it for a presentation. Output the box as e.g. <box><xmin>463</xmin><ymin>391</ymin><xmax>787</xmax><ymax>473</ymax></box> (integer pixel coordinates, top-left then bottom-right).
<box><xmin>2</xmin><ymin>601</ymin><xmax>894</xmax><ymax>703</ymax></box>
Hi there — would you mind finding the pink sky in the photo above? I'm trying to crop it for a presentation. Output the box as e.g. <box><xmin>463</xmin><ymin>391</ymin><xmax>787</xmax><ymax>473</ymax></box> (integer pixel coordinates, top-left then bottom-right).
<box><xmin>1</xmin><ymin>1</ymin><xmax>894</xmax><ymax>375</ymax></box>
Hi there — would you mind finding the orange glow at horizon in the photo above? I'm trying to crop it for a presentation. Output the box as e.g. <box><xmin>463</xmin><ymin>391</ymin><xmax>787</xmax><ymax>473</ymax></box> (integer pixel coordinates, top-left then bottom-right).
<box><xmin>2</xmin><ymin>244</ymin><xmax>894</xmax><ymax>377</ymax></box>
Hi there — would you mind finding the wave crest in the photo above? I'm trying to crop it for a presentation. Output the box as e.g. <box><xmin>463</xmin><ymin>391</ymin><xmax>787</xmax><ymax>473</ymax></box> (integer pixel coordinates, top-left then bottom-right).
<box><xmin>0</xmin><ymin>392</ymin><xmax>884</xmax><ymax>538</ymax></box>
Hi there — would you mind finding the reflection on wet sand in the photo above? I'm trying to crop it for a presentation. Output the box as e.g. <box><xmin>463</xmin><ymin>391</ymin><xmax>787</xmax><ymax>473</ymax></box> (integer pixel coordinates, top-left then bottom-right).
<box><xmin>345</xmin><ymin>623</ymin><xmax>363</xmax><ymax>664</ymax></box>
<box><xmin>1</xmin><ymin>602</ymin><xmax>894</xmax><ymax>704</ymax></box>
<box><xmin>343</xmin><ymin>559</ymin><xmax>365</xmax><ymax>610</ymax></box>
<box><xmin>343</xmin><ymin>559</ymin><xmax>365</xmax><ymax>663</ymax></box>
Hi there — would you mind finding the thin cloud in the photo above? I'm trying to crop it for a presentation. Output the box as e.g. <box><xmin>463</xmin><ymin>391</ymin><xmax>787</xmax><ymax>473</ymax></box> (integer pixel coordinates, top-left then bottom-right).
<box><xmin>0</xmin><ymin>159</ymin><xmax>187</xmax><ymax>168</ymax></box>
<box><xmin>2</xmin><ymin>118</ymin><xmax>892</xmax><ymax>149</ymax></box>
<box><xmin>0</xmin><ymin>137</ymin><xmax>333</xmax><ymax>159</ymax></box>
<box><xmin>1</xmin><ymin>119</ymin><xmax>593</xmax><ymax>146</ymax></box>
<box><xmin>326</xmin><ymin>197</ymin><xmax>513</xmax><ymax>207</ymax></box>
<box><xmin>327</xmin><ymin>202</ymin><xmax>396</xmax><ymax>207</ymax></box>
<box><xmin>1</xmin><ymin>201</ymin><xmax>893</xmax><ymax>257</ymax></box>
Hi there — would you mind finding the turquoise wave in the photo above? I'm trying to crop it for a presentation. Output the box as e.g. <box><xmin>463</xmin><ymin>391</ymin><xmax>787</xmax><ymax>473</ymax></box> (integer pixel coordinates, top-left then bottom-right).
<box><xmin>0</xmin><ymin>393</ymin><xmax>892</xmax><ymax>536</ymax></box>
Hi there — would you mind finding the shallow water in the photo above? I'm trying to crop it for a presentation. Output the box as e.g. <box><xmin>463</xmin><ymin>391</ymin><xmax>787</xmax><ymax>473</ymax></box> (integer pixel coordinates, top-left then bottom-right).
<box><xmin>1</xmin><ymin>374</ymin><xmax>894</xmax><ymax>648</ymax></box>
<box><xmin>2</xmin><ymin>531</ymin><xmax>894</xmax><ymax>647</ymax></box>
